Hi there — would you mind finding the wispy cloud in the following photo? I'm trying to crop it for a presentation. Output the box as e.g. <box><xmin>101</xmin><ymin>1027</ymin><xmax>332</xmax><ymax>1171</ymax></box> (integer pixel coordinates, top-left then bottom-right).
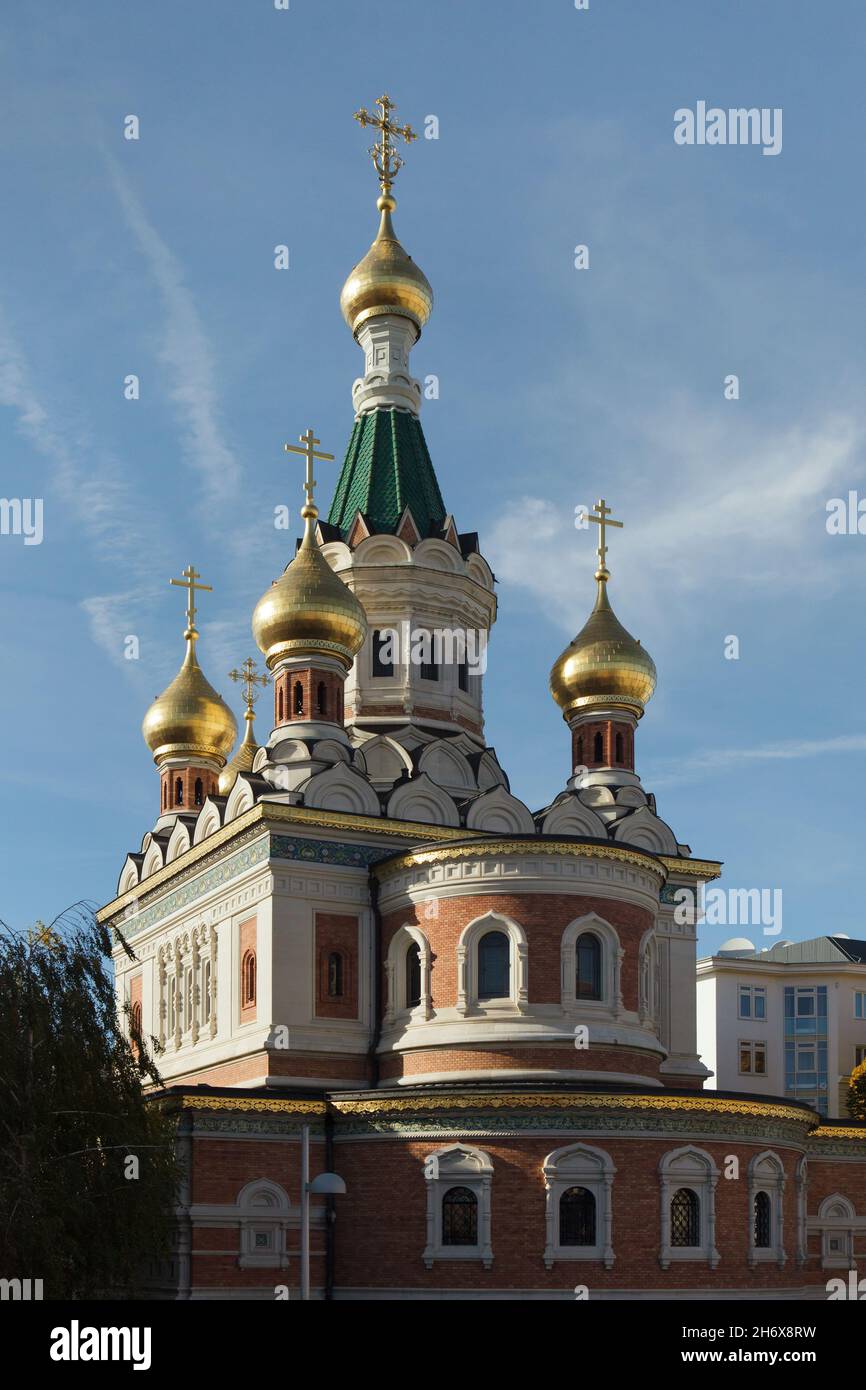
<box><xmin>103</xmin><ymin>150</ymin><xmax>241</xmax><ymax>511</ymax></box>
<box><xmin>646</xmin><ymin>732</ymin><xmax>866</xmax><ymax>789</ymax></box>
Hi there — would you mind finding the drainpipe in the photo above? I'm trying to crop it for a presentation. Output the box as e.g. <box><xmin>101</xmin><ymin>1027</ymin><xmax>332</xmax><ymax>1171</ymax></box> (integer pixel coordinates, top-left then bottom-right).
<box><xmin>368</xmin><ymin>873</ymin><xmax>383</xmax><ymax>1088</ymax></box>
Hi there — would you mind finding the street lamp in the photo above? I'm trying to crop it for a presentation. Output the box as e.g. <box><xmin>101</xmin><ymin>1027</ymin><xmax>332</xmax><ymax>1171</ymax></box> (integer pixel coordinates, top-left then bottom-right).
<box><xmin>300</xmin><ymin>1123</ymin><xmax>346</xmax><ymax>1300</ymax></box>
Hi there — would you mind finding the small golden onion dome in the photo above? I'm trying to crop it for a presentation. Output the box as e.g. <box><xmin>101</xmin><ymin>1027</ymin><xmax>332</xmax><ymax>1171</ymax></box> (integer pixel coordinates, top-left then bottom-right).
<box><xmin>252</xmin><ymin>506</ymin><xmax>368</xmax><ymax>671</ymax></box>
<box><xmin>142</xmin><ymin>634</ymin><xmax>238</xmax><ymax>767</ymax></box>
<box><xmin>218</xmin><ymin>715</ymin><xmax>258</xmax><ymax>795</ymax></box>
<box><xmin>550</xmin><ymin>575</ymin><xmax>657</xmax><ymax>719</ymax></box>
<box><xmin>340</xmin><ymin>194</ymin><xmax>433</xmax><ymax>338</ymax></box>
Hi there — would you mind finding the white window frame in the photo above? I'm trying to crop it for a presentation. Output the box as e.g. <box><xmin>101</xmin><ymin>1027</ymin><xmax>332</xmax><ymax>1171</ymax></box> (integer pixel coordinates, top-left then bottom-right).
<box><xmin>747</xmin><ymin>1150</ymin><xmax>786</xmax><ymax>1267</ymax></box>
<box><xmin>384</xmin><ymin>924</ymin><xmax>433</xmax><ymax>1025</ymax></box>
<box><xmin>236</xmin><ymin>1179</ymin><xmax>291</xmax><ymax>1270</ymax></box>
<box><xmin>855</xmin><ymin>991</ymin><xmax>866</xmax><ymax>1020</ymax></box>
<box><xmin>815</xmin><ymin>1194</ymin><xmax>857</xmax><ymax>1270</ymax></box>
<box><xmin>422</xmin><ymin>1144</ymin><xmax>493</xmax><ymax>1269</ymax></box>
<box><xmin>560</xmin><ymin>913</ymin><xmax>623</xmax><ymax>1018</ymax></box>
<box><xmin>658</xmin><ymin>1146</ymin><xmax>720</xmax><ymax>1269</ymax></box>
<box><xmin>456</xmin><ymin>912</ymin><xmax>528</xmax><ymax>1017</ymax></box>
<box><xmin>738</xmin><ymin>1039</ymin><xmax>768</xmax><ymax>1076</ymax></box>
<box><xmin>542</xmin><ymin>1143</ymin><xmax>616</xmax><ymax>1269</ymax></box>
<box><xmin>738</xmin><ymin>984</ymin><xmax>766</xmax><ymax>1020</ymax></box>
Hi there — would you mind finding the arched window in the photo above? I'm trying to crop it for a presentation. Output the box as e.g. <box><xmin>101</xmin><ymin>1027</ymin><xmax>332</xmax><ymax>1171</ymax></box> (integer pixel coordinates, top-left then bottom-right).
<box><xmin>202</xmin><ymin>959</ymin><xmax>212</xmax><ymax>1024</ymax></box>
<box><xmin>293</xmin><ymin>681</ymin><xmax>304</xmax><ymax>716</ymax></box>
<box><xmin>754</xmin><ymin>1190</ymin><xmax>771</xmax><ymax>1249</ymax></box>
<box><xmin>593</xmin><ymin>731</ymin><xmax>604</xmax><ymax>763</ymax></box>
<box><xmin>130</xmin><ymin>999</ymin><xmax>142</xmax><ymax>1039</ymax></box>
<box><xmin>441</xmin><ymin>1187</ymin><xmax>478</xmax><ymax>1246</ymax></box>
<box><xmin>242</xmin><ymin>950</ymin><xmax>257</xmax><ymax>1008</ymax></box>
<box><xmin>316</xmin><ymin>681</ymin><xmax>326</xmax><ymax>717</ymax></box>
<box><xmin>327</xmin><ymin>952</ymin><xmax>344</xmax><ymax>998</ymax></box>
<box><xmin>559</xmin><ymin>1186</ymin><xmax>597</xmax><ymax>1246</ymax></box>
<box><xmin>338</xmin><ymin>688</ymin><xmax>344</xmax><ymax>722</ymax></box>
<box><xmin>477</xmin><ymin>930</ymin><xmax>510</xmax><ymax>1000</ymax></box>
<box><xmin>168</xmin><ymin>977</ymin><xmax>177</xmax><ymax>1034</ymax></box>
<box><xmin>162</xmin><ymin>782</ymin><xmax>167</xmax><ymax>810</ymax></box>
<box><xmin>576</xmin><ymin>735</ymin><xmax>583</xmax><ymax>765</ymax></box>
<box><xmin>174</xmin><ymin>776</ymin><xmax>184</xmax><ymax>806</ymax></box>
<box><xmin>615</xmin><ymin>731</ymin><xmax>624</xmax><ymax>763</ymax></box>
<box><xmin>671</xmin><ymin>1188</ymin><xmax>700</xmax><ymax>1247</ymax></box>
<box><xmin>185</xmin><ymin>966</ymin><xmax>194</xmax><ymax>1031</ymax></box>
<box><xmin>278</xmin><ymin>686</ymin><xmax>284</xmax><ymax>722</ymax></box>
<box><xmin>406</xmin><ymin>942</ymin><xmax>422</xmax><ymax>1008</ymax></box>
<box><xmin>575</xmin><ymin>932</ymin><xmax>602</xmax><ymax>1000</ymax></box>
<box><xmin>194</xmin><ymin>777</ymin><xmax>203</xmax><ymax>806</ymax></box>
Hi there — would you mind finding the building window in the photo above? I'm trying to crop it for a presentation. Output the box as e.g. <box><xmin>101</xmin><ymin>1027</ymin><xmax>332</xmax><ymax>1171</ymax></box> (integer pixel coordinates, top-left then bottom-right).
<box><xmin>593</xmin><ymin>731</ymin><xmax>603</xmax><ymax>762</ymax></box>
<box><xmin>784</xmin><ymin>985</ymin><xmax>828</xmax><ymax>1114</ymax></box>
<box><xmin>422</xmin><ymin>1144</ymin><xmax>493</xmax><ymax>1269</ymax></box>
<box><xmin>855</xmin><ymin>1046</ymin><xmax>866</xmax><ymax>1067</ymax></box>
<box><xmin>739</xmin><ymin>985</ymin><xmax>766</xmax><ymax>1019</ymax></box>
<box><xmin>614</xmin><ymin>731</ymin><xmax>624</xmax><ymax>763</ymax></box>
<box><xmin>575</xmin><ymin>932</ymin><xmax>602</xmax><ymax>1000</ymax></box>
<box><xmin>420</xmin><ymin>657</ymin><xmax>439</xmax><ymax>682</ymax></box>
<box><xmin>162</xmin><ymin>782</ymin><xmax>167</xmax><ymax>809</ymax></box>
<box><xmin>168</xmin><ymin>976</ymin><xmax>177</xmax><ymax>1035</ymax></box>
<box><xmin>855</xmin><ymin>991</ymin><xmax>866</xmax><ymax>1020</ymax></box>
<box><xmin>202</xmin><ymin>959</ymin><xmax>212</xmax><ymax>1024</ymax></box>
<box><xmin>817</xmin><ymin>1194</ymin><xmax>856</xmax><ymax>1269</ymax></box>
<box><xmin>442</xmin><ymin>1187</ymin><xmax>477</xmax><ymax>1246</ymax></box>
<box><xmin>130</xmin><ymin>999</ymin><xmax>142</xmax><ymax>1059</ymax></box>
<box><xmin>560</xmin><ymin>1187</ymin><xmax>596</xmax><ymax>1246</ymax></box>
<box><xmin>576</xmin><ymin>735</ymin><xmax>584</xmax><ymax>765</ymax></box>
<box><xmin>372</xmin><ymin>629</ymin><xmax>395</xmax><ymax>677</ymax></box>
<box><xmin>477</xmin><ymin>930</ymin><xmax>509</xmax><ymax>1000</ymax></box>
<box><xmin>278</xmin><ymin>686</ymin><xmax>284</xmax><ymax>722</ymax></box>
<box><xmin>542</xmin><ymin>1142</ymin><xmax>616</xmax><ymax>1268</ymax></box>
<box><xmin>457</xmin><ymin>659</ymin><xmax>469</xmax><ymax>692</ymax></box>
<box><xmin>194</xmin><ymin>777</ymin><xmax>203</xmax><ymax>806</ymax></box>
<box><xmin>185</xmin><ymin>966</ymin><xmax>194</xmax><ymax>1032</ymax></box>
<box><xmin>739</xmin><ymin>1040</ymin><xmax>767</xmax><ymax>1075</ymax></box>
<box><xmin>327</xmin><ymin>952</ymin><xmax>344</xmax><ymax>999</ymax></box>
<box><xmin>405</xmin><ymin>942</ymin><xmax>422</xmax><ymax>1009</ymax></box>
<box><xmin>671</xmin><ymin>1188</ymin><xmax>700</xmax><ymax>1247</ymax></box>
<box><xmin>316</xmin><ymin>681</ymin><xmax>326</xmax><ymax>717</ymax></box>
<box><xmin>236</xmin><ymin>1180</ymin><xmax>290</xmax><ymax>1270</ymax></box>
<box><xmin>242</xmin><ymin>950</ymin><xmax>256</xmax><ymax>1009</ymax></box>
<box><xmin>174</xmin><ymin>777</ymin><xmax>183</xmax><ymax>806</ymax></box>
<box><xmin>748</xmin><ymin>1151</ymin><xmax>786</xmax><ymax>1266</ymax></box>
<box><xmin>293</xmin><ymin>681</ymin><xmax>304</xmax><ymax>716</ymax></box>
<box><xmin>754</xmin><ymin>1191</ymin><xmax>771</xmax><ymax>1248</ymax></box>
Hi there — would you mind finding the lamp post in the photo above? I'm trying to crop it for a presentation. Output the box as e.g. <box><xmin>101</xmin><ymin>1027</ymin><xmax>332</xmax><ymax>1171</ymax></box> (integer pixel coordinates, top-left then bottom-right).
<box><xmin>300</xmin><ymin>1123</ymin><xmax>346</xmax><ymax>1300</ymax></box>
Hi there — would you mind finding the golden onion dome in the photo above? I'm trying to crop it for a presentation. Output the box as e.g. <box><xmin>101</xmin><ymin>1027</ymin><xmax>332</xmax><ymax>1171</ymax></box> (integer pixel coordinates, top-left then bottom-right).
<box><xmin>142</xmin><ymin>634</ymin><xmax>238</xmax><ymax>767</ymax></box>
<box><xmin>252</xmin><ymin>505</ymin><xmax>368</xmax><ymax>671</ymax></box>
<box><xmin>218</xmin><ymin>714</ymin><xmax>259</xmax><ymax>795</ymax></box>
<box><xmin>550</xmin><ymin>575</ymin><xmax>657</xmax><ymax>719</ymax></box>
<box><xmin>340</xmin><ymin>194</ymin><xmax>433</xmax><ymax>338</ymax></box>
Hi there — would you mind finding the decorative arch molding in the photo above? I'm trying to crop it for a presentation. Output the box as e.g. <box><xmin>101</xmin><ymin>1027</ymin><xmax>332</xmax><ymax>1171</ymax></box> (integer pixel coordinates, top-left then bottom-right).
<box><xmin>466</xmin><ymin>786</ymin><xmax>535</xmax><ymax>835</ymax></box>
<box><xmin>354</xmin><ymin>734</ymin><xmax>414</xmax><ymax>790</ymax></box>
<box><xmin>474</xmin><ymin>749</ymin><xmax>508</xmax><ymax>791</ymax></box>
<box><xmin>560</xmin><ymin>913</ymin><xmax>623</xmax><ymax>1018</ymax></box>
<box><xmin>318</xmin><ymin>539</ymin><xmax>354</xmax><ymax>572</ymax></box>
<box><xmin>353</xmin><ymin>534</ymin><xmax>413</xmax><ymax>567</ymax></box>
<box><xmin>384</xmin><ymin>923</ymin><xmax>433</xmax><ymax>1024</ymax></box>
<box><xmin>417</xmin><ymin>743</ymin><xmax>477</xmax><ymax>795</ymax></box>
<box><xmin>413</xmin><ymin>537</ymin><xmax>465</xmax><ymax>573</ymax></box>
<box><xmin>422</xmin><ymin>1143</ymin><xmax>493</xmax><ymax>1270</ymax></box>
<box><xmin>815</xmin><ymin>1192</ymin><xmax>859</xmax><ymax>1270</ymax></box>
<box><xmin>236</xmin><ymin>1178</ymin><xmax>292</xmax><ymax>1270</ymax></box>
<box><xmin>613</xmin><ymin>806</ymin><xmax>678</xmax><ymax>855</ymax></box>
<box><xmin>542</xmin><ymin>1142</ymin><xmax>617</xmax><ymax>1269</ymax></box>
<box><xmin>302</xmin><ymin>763</ymin><xmax>382</xmax><ymax>817</ymax></box>
<box><xmin>386</xmin><ymin>774</ymin><xmax>461</xmax><ymax>827</ymax></box>
<box><xmin>193</xmin><ymin>799</ymin><xmax>224</xmax><ymax>846</ymax></box>
<box><xmin>456</xmin><ymin>911</ymin><xmax>529</xmax><ymax>1016</ymax></box>
<box><xmin>141</xmin><ymin>842</ymin><xmax>165</xmax><ymax>881</ymax></box>
<box><xmin>225</xmin><ymin>776</ymin><xmax>256</xmax><ymax>823</ymax></box>
<box><xmin>166</xmin><ymin>822</ymin><xmax>192</xmax><ymax>863</ymax></box>
<box><xmin>658</xmin><ymin>1146</ymin><xmax>720</xmax><ymax>1270</ymax></box>
<box><xmin>747</xmin><ymin>1149</ymin><xmax>786</xmax><ymax>1267</ymax></box>
<box><xmin>117</xmin><ymin>856</ymin><xmax>141</xmax><ymax>896</ymax></box>
<box><xmin>540</xmin><ymin>796</ymin><xmax>607</xmax><ymax>839</ymax></box>
<box><xmin>638</xmin><ymin>924</ymin><xmax>659</xmax><ymax>1026</ymax></box>
<box><xmin>465</xmin><ymin>553</ymin><xmax>495</xmax><ymax>592</ymax></box>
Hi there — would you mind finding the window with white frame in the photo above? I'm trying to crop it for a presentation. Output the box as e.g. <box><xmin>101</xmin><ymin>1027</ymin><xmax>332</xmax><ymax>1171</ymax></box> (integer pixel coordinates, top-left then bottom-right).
<box><xmin>747</xmin><ymin>1151</ymin><xmax>786</xmax><ymax>1266</ymax></box>
<box><xmin>384</xmin><ymin>925</ymin><xmax>432</xmax><ymax>1023</ymax></box>
<box><xmin>559</xmin><ymin>914</ymin><xmax>621</xmax><ymax>1016</ymax></box>
<box><xmin>855</xmin><ymin>991</ymin><xmax>866</xmax><ymax>1020</ymax></box>
<box><xmin>855</xmin><ymin>1045</ymin><xmax>866</xmax><ymax>1068</ymax></box>
<box><xmin>739</xmin><ymin>985</ymin><xmax>766</xmax><ymax>1019</ymax></box>
<box><xmin>542</xmin><ymin>1143</ymin><xmax>616</xmax><ymax>1269</ymax></box>
<box><xmin>739</xmin><ymin>1040</ymin><xmax>768</xmax><ymax>1075</ymax></box>
<box><xmin>422</xmin><ymin>1144</ymin><xmax>493</xmax><ymax>1269</ymax></box>
<box><xmin>236</xmin><ymin>1179</ymin><xmax>291</xmax><ymax>1270</ymax></box>
<box><xmin>816</xmin><ymin>1194</ymin><xmax>857</xmax><ymax>1269</ymax></box>
<box><xmin>455</xmin><ymin>913</ymin><xmax>528</xmax><ymax>1016</ymax></box>
<box><xmin>658</xmin><ymin>1147</ymin><xmax>720</xmax><ymax>1268</ymax></box>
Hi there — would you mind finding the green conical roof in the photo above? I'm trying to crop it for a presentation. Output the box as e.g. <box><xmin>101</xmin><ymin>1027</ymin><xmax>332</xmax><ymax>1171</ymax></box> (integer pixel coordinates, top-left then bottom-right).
<box><xmin>328</xmin><ymin>408</ymin><xmax>447</xmax><ymax>539</ymax></box>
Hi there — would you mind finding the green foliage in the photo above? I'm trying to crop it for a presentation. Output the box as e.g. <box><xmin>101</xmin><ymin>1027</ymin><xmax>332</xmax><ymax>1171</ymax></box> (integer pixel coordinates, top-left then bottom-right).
<box><xmin>0</xmin><ymin>904</ymin><xmax>181</xmax><ymax>1298</ymax></box>
<box><xmin>848</xmin><ymin>1057</ymin><xmax>866</xmax><ymax>1121</ymax></box>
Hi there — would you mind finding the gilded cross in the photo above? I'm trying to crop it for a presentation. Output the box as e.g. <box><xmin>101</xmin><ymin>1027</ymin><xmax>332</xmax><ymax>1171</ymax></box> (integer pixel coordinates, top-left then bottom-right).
<box><xmin>170</xmin><ymin>564</ymin><xmax>212</xmax><ymax>630</ymax></box>
<box><xmin>28</xmin><ymin>921</ymin><xmax>62</xmax><ymax>952</ymax></box>
<box><xmin>228</xmin><ymin>656</ymin><xmax>269</xmax><ymax>714</ymax></box>
<box><xmin>354</xmin><ymin>93</ymin><xmax>417</xmax><ymax>195</ymax></box>
<box><xmin>284</xmin><ymin>428</ymin><xmax>334</xmax><ymax>510</ymax></box>
<box><xmin>585</xmin><ymin>498</ymin><xmax>623</xmax><ymax>574</ymax></box>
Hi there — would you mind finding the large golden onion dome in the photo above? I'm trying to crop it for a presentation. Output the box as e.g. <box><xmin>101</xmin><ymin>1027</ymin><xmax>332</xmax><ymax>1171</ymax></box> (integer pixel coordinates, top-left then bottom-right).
<box><xmin>550</xmin><ymin>574</ymin><xmax>657</xmax><ymax>719</ymax></box>
<box><xmin>340</xmin><ymin>194</ymin><xmax>433</xmax><ymax>338</ymax></box>
<box><xmin>142</xmin><ymin>634</ymin><xmax>238</xmax><ymax>767</ymax></box>
<box><xmin>252</xmin><ymin>505</ymin><xmax>368</xmax><ymax>671</ymax></box>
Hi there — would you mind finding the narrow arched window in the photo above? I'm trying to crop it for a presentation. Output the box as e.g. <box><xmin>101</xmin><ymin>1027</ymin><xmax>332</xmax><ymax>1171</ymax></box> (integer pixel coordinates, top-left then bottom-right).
<box><xmin>202</xmin><ymin>959</ymin><xmax>212</xmax><ymax>1023</ymax></box>
<box><xmin>754</xmin><ymin>1190</ymin><xmax>771</xmax><ymax>1248</ymax></box>
<box><xmin>615</xmin><ymin>731</ymin><xmax>624</xmax><ymax>763</ymax></box>
<box><xmin>278</xmin><ymin>686</ymin><xmax>284</xmax><ymax>722</ymax></box>
<box><xmin>185</xmin><ymin>966</ymin><xmax>194</xmax><ymax>1030</ymax></box>
<box><xmin>168</xmin><ymin>977</ymin><xmax>177</xmax><ymax>1033</ymax></box>
<box><xmin>162</xmin><ymin>782</ymin><xmax>167</xmax><ymax>810</ymax></box>
<box><xmin>194</xmin><ymin>777</ymin><xmax>203</xmax><ymax>806</ymax></box>
<box><xmin>477</xmin><ymin>930</ymin><xmax>510</xmax><ymax>1001</ymax></box>
<box><xmin>442</xmin><ymin>1186</ymin><xmax>477</xmax><ymax>1246</ymax></box>
<box><xmin>576</xmin><ymin>736</ymin><xmax>583</xmax><ymax>765</ymax></box>
<box><xmin>671</xmin><ymin>1187</ymin><xmax>700</xmax><ymax>1247</ymax></box>
<box><xmin>316</xmin><ymin>681</ymin><xmax>326</xmax><ymax>717</ymax></box>
<box><xmin>575</xmin><ymin>932</ymin><xmax>602</xmax><ymax>1000</ymax></box>
<box><xmin>327</xmin><ymin>952</ymin><xmax>344</xmax><ymax>998</ymax></box>
<box><xmin>406</xmin><ymin>942</ymin><xmax>422</xmax><ymax>1008</ymax></box>
<box><xmin>559</xmin><ymin>1186</ymin><xmax>596</xmax><ymax>1246</ymax></box>
<box><xmin>338</xmin><ymin>688</ymin><xmax>344</xmax><ymax>722</ymax></box>
<box><xmin>174</xmin><ymin>776</ymin><xmax>183</xmax><ymax>806</ymax></box>
<box><xmin>242</xmin><ymin>950</ymin><xmax>256</xmax><ymax>1007</ymax></box>
<box><xmin>593</xmin><ymin>731</ymin><xmax>604</xmax><ymax>763</ymax></box>
<box><xmin>293</xmin><ymin>681</ymin><xmax>304</xmax><ymax>716</ymax></box>
<box><xmin>130</xmin><ymin>1000</ymin><xmax>142</xmax><ymax>1040</ymax></box>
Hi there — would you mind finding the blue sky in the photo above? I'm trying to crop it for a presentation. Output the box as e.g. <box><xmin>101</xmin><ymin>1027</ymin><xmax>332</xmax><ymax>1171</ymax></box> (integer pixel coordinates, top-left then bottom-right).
<box><xmin>1</xmin><ymin>0</ymin><xmax>864</xmax><ymax>951</ymax></box>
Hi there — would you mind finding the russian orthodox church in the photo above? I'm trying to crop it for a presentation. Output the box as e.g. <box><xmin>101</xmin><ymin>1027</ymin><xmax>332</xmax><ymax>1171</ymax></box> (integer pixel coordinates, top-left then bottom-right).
<box><xmin>101</xmin><ymin>98</ymin><xmax>866</xmax><ymax>1299</ymax></box>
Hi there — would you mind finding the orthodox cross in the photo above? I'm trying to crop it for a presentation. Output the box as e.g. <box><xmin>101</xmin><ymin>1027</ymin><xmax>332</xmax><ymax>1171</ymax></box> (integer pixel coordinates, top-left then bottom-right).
<box><xmin>170</xmin><ymin>564</ymin><xmax>212</xmax><ymax>630</ymax></box>
<box><xmin>353</xmin><ymin>93</ymin><xmax>417</xmax><ymax>196</ymax></box>
<box><xmin>28</xmin><ymin>921</ymin><xmax>62</xmax><ymax>952</ymax></box>
<box><xmin>585</xmin><ymin>498</ymin><xmax>623</xmax><ymax>574</ymax></box>
<box><xmin>228</xmin><ymin>656</ymin><xmax>269</xmax><ymax>714</ymax></box>
<box><xmin>284</xmin><ymin>428</ymin><xmax>334</xmax><ymax>511</ymax></box>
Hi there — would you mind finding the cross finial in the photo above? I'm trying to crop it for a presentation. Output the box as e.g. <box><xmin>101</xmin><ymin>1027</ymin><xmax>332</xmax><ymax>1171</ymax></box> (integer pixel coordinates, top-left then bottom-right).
<box><xmin>170</xmin><ymin>564</ymin><xmax>212</xmax><ymax>634</ymax></box>
<box><xmin>284</xmin><ymin>427</ymin><xmax>335</xmax><ymax>515</ymax></box>
<box><xmin>228</xmin><ymin>656</ymin><xmax>269</xmax><ymax>721</ymax></box>
<box><xmin>353</xmin><ymin>93</ymin><xmax>417</xmax><ymax>199</ymax></box>
<box><xmin>585</xmin><ymin>498</ymin><xmax>623</xmax><ymax>579</ymax></box>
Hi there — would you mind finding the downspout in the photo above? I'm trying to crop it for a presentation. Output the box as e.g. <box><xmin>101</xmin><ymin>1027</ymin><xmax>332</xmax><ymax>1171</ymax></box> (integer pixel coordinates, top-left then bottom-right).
<box><xmin>368</xmin><ymin>872</ymin><xmax>383</xmax><ymax>1088</ymax></box>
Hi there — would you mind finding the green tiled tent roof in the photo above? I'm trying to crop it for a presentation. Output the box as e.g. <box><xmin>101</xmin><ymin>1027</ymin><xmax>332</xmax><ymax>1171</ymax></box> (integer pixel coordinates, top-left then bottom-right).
<box><xmin>327</xmin><ymin>408</ymin><xmax>447</xmax><ymax>538</ymax></box>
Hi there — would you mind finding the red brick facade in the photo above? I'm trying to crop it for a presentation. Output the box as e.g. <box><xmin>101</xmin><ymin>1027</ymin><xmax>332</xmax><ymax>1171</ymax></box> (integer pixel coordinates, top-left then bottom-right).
<box><xmin>314</xmin><ymin>912</ymin><xmax>360</xmax><ymax>1020</ymax></box>
<box><xmin>273</xmin><ymin>667</ymin><xmax>345</xmax><ymax>727</ymax></box>
<box><xmin>572</xmin><ymin>719</ymin><xmax>635</xmax><ymax>771</ymax></box>
<box><xmin>159</xmin><ymin>764</ymin><xmax>219</xmax><ymax>814</ymax></box>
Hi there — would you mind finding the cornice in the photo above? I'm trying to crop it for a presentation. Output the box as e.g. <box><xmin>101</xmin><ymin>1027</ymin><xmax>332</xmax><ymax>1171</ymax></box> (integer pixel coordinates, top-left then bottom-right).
<box><xmin>328</xmin><ymin>1092</ymin><xmax>810</xmax><ymax>1124</ymax></box>
<box><xmin>177</xmin><ymin>1095</ymin><xmax>326</xmax><ymax>1114</ymax></box>
<box><xmin>659</xmin><ymin>856</ymin><xmax>722</xmax><ymax>881</ymax></box>
<box><xmin>375</xmin><ymin>839</ymin><xmax>668</xmax><ymax>884</ymax></box>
